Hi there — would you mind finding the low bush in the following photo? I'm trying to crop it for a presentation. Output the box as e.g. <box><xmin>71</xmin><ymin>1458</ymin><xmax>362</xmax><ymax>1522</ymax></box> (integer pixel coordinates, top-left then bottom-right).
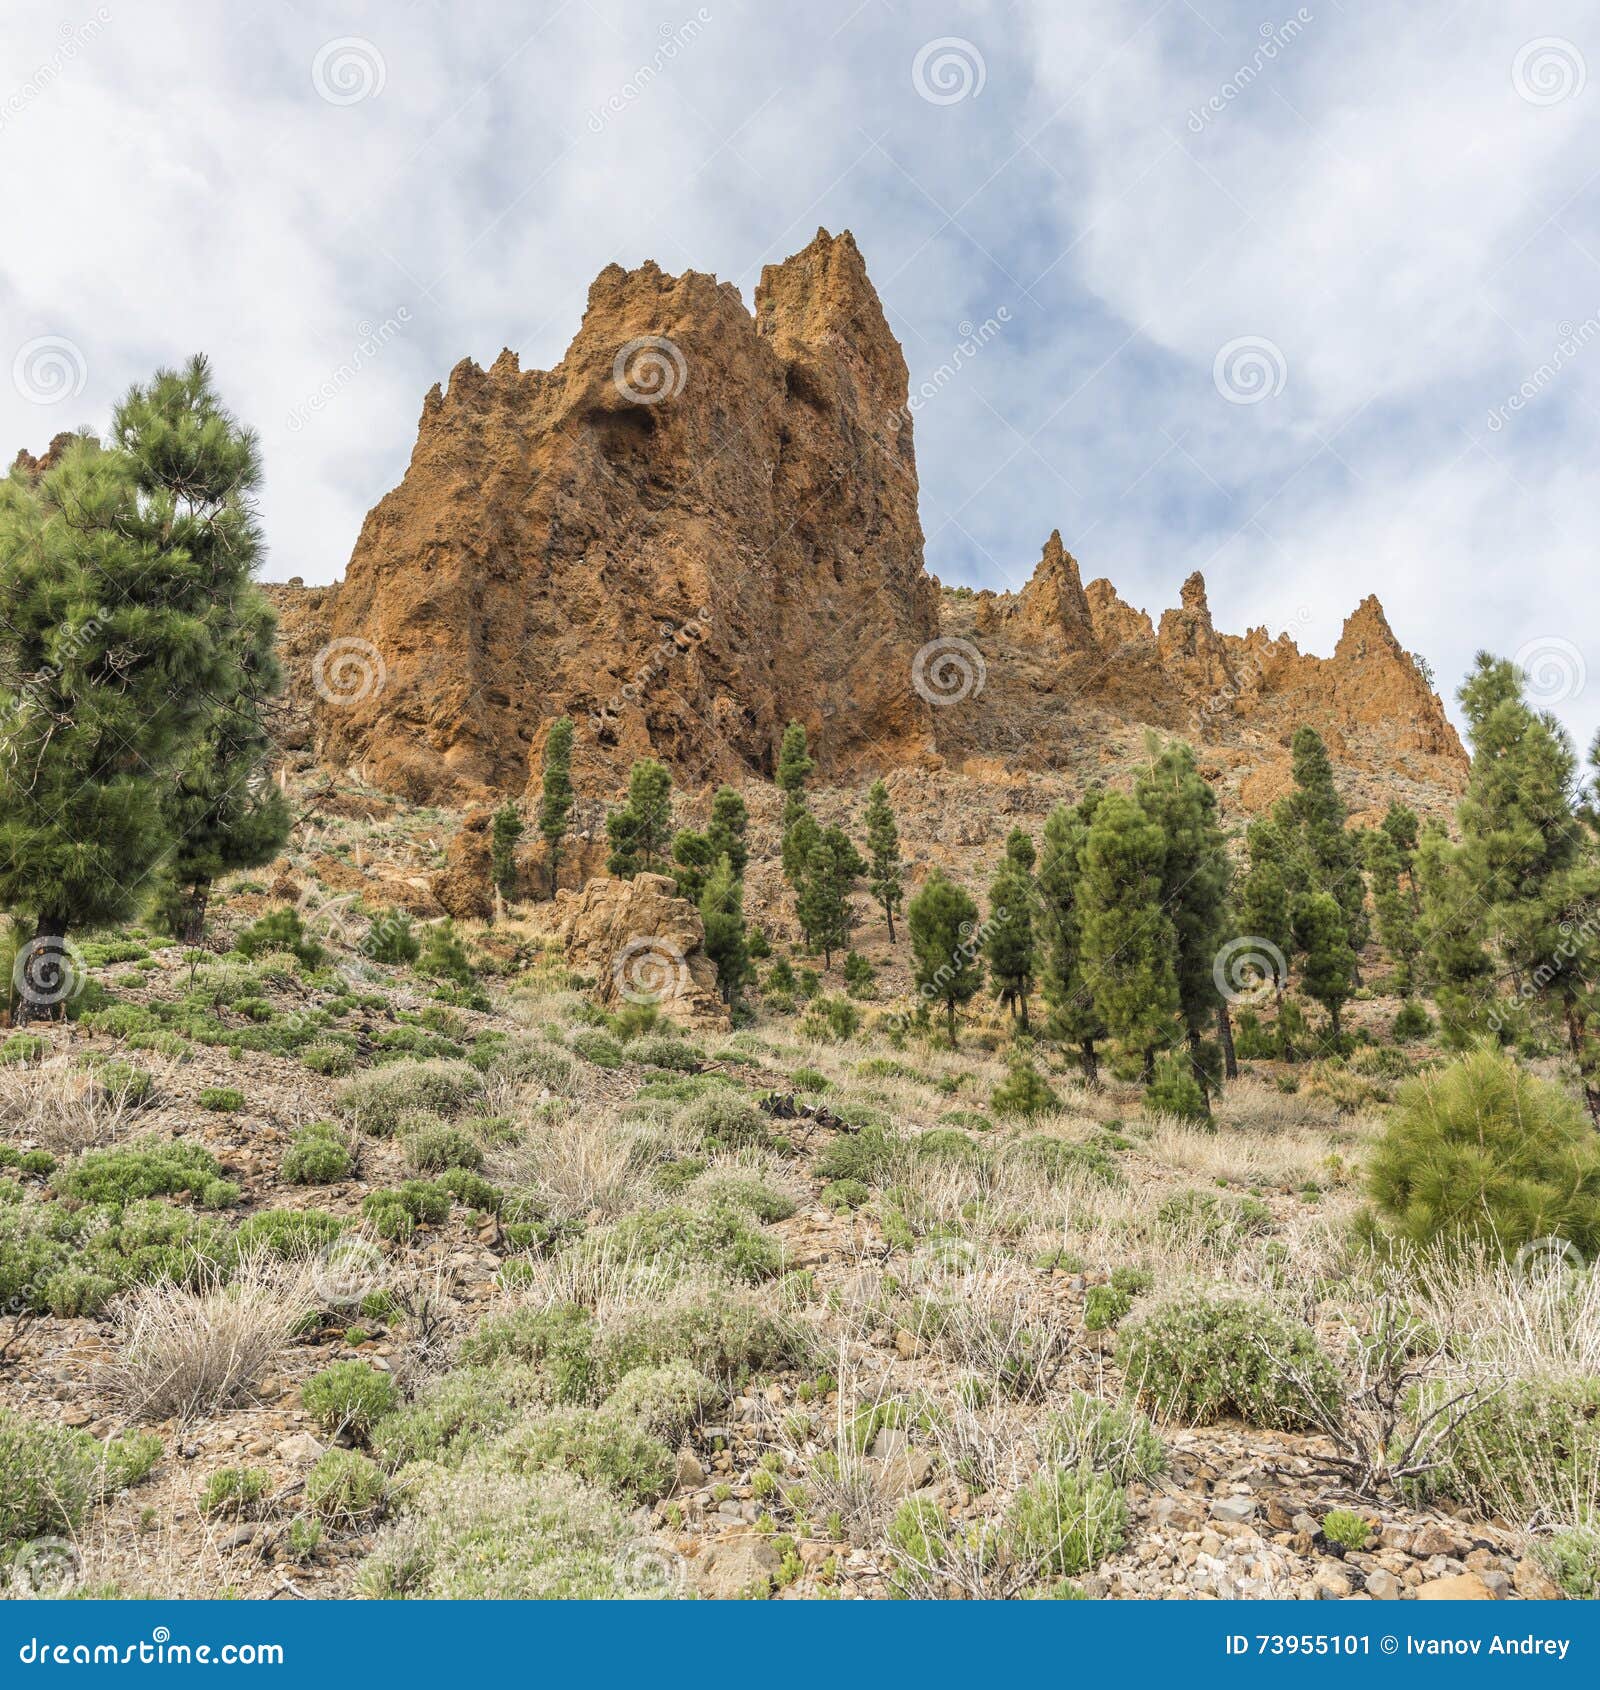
<box><xmin>281</xmin><ymin>1122</ymin><xmax>353</xmax><ymax>1185</ymax></box>
<box><xmin>1117</xmin><ymin>1291</ymin><xmax>1341</xmax><ymax>1430</ymax></box>
<box><xmin>1040</xmin><ymin>1392</ymin><xmax>1165</xmax><ymax>1486</ymax></box>
<box><xmin>52</xmin><ymin>1139</ymin><xmax>238</xmax><ymax>1211</ymax></box>
<box><xmin>578</xmin><ymin>1203</ymin><xmax>784</xmax><ymax>1283</ymax></box>
<box><xmin>490</xmin><ymin>1404</ymin><xmax>674</xmax><ymax>1502</ymax></box>
<box><xmin>402</xmin><ymin>1118</ymin><xmax>484</xmax><ymax>1174</ymax></box>
<box><xmin>676</xmin><ymin>1091</ymin><xmax>773</xmax><ymax>1151</ymax></box>
<box><xmin>991</xmin><ymin>1061</ymin><xmax>1059</xmax><ymax>1119</ymax></box>
<box><xmin>200</xmin><ymin>1466</ymin><xmax>268</xmax><ymax>1517</ymax></box>
<box><xmin>235</xmin><ymin>909</ymin><xmax>324</xmax><ymax>967</ymax></box>
<box><xmin>1535</xmin><ymin>1523</ymin><xmax>1600</xmax><ymax>1599</ymax></box>
<box><xmin>371</xmin><ymin>1364</ymin><xmax>550</xmax><ymax>1470</ymax></box>
<box><xmin>301</xmin><ymin>1362</ymin><xmax>397</xmax><ymax>1443</ymax></box>
<box><xmin>1366</xmin><ymin>1049</ymin><xmax>1600</xmax><ymax>1256</ymax></box>
<box><xmin>337</xmin><ymin>1061</ymin><xmax>481</xmax><ymax>1137</ymax></box>
<box><xmin>0</xmin><ymin>1413</ymin><xmax>160</xmax><ymax>1546</ymax></box>
<box><xmin>1434</xmin><ymin>1377</ymin><xmax>1600</xmax><ymax>1520</ymax></box>
<box><xmin>362</xmin><ymin>1180</ymin><xmax>453</xmax><ymax>1240</ymax></box>
<box><xmin>1144</xmin><ymin>1053</ymin><xmax>1208</xmax><ymax>1122</ymax></box>
<box><xmin>1008</xmin><ymin>1466</ymin><xmax>1129</xmax><ymax>1576</ymax></box>
<box><xmin>1010</xmin><ymin>1135</ymin><xmax>1121</xmax><ymax>1188</ymax></box>
<box><xmin>602</xmin><ymin>1363</ymin><xmax>721</xmax><ymax>1444</ymax></box>
<box><xmin>568</xmin><ymin>1030</ymin><xmax>624</xmax><ymax>1069</ymax></box>
<box><xmin>799</xmin><ymin>995</ymin><xmax>860</xmax><ymax>1043</ymax></box>
<box><xmin>459</xmin><ymin>1304</ymin><xmax>598</xmax><ymax>1402</ymax></box>
<box><xmin>228</xmin><ymin>1208</ymin><xmax>345</xmax><ymax>1262</ymax></box>
<box><xmin>306</xmin><ymin>1448</ymin><xmax>387</xmax><ymax>1522</ymax></box>
<box><xmin>626</xmin><ymin>1034</ymin><xmax>703</xmax><ymax>1072</ymax></box>
<box><xmin>198</xmin><ymin>1086</ymin><xmax>245</xmax><ymax>1113</ymax></box>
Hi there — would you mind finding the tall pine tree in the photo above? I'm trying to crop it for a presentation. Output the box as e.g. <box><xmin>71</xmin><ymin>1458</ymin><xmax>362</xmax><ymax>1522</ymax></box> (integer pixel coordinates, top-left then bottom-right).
<box><xmin>863</xmin><ymin>778</ymin><xmax>904</xmax><ymax>942</ymax></box>
<box><xmin>1037</xmin><ymin>796</ymin><xmax>1109</xmax><ymax>1083</ymax></box>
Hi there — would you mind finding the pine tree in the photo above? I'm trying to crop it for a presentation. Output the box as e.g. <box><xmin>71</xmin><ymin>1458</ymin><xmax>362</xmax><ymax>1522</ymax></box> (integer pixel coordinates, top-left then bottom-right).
<box><xmin>776</xmin><ymin>720</ymin><xmax>814</xmax><ymax>797</ymax></box>
<box><xmin>781</xmin><ymin>807</ymin><xmax>821</xmax><ymax>893</ymax></box>
<box><xmin>908</xmin><ymin>871</ymin><xmax>984</xmax><ymax>1043</ymax></box>
<box><xmin>670</xmin><ymin>827</ymin><xmax>718</xmax><ymax>904</ymax></box>
<box><xmin>1416</xmin><ymin>821</ymin><xmax>1498</xmax><ymax>1047</ymax></box>
<box><xmin>1136</xmin><ymin>742</ymin><xmax>1229</xmax><ymax>1101</ymax></box>
<box><xmin>1078</xmin><ymin>791</ymin><xmax>1180</xmax><ymax>1077</ymax></box>
<box><xmin>1237</xmin><ymin>857</ymin><xmax>1293</xmax><ymax>998</ymax></box>
<box><xmin>984</xmin><ymin>855</ymin><xmax>1036</xmax><ymax>1030</ymax></box>
<box><xmin>1292</xmin><ymin>891</ymin><xmax>1356</xmax><ymax>1037</ymax></box>
<box><xmin>490</xmin><ymin>801</ymin><xmax>524</xmax><ymax>907</ymax></box>
<box><xmin>1004</xmin><ymin>827</ymin><xmax>1037</xmax><ymax>873</ymax></box>
<box><xmin>862</xmin><ymin>778</ymin><xmax>904</xmax><ymax>942</ymax></box>
<box><xmin>605</xmin><ymin>758</ymin><xmax>672</xmax><ymax>877</ymax></box>
<box><xmin>699</xmin><ymin>853</ymin><xmax>750</xmax><ymax>1008</ymax></box>
<box><xmin>706</xmin><ymin>785</ymin><xmax>749</xmax><ymax>880</ymax></box>
<box><xmin>1274</xmin><ymin>726</ymin><xmax>1368</xmax><ymax>955</ymax></box>
<box><xmin>537</xmin><ymin>716</ymin><xmax>575</xmax><ymax>897</ymax></box>
<box><xmin>154</xmin><ymin>588</ymin><xmax>291</xmax><ymax>943</ymax></box>
<box><xmin>1364</xmin><ymin>825</ymin><xmax>1419</xmax><ymax>994</ymax></box>
<box><xmin>1036</xmin><ymin>797</ymin><xmax>1108</xmax><ymax>1083</ymax></box>
<box><xmin>0</xmin><ymin>357</ymin><xmax>270</xmax><ymax>1016</ymax></box>
<box><xmin>797</xmin><ymin>840</ymin><xmax>848</xmax><ymax>968</ymax></box>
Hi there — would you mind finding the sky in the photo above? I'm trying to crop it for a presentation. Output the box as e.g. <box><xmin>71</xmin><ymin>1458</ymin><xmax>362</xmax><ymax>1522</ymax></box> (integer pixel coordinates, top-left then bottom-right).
<box><xmin>2</xmin><ymin>0</ymin><xmax>1598</xmax><ymax>753</ymax></box>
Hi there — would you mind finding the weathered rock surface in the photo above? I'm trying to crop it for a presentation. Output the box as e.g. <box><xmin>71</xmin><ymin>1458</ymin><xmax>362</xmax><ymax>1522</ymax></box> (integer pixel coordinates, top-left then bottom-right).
<box><xmin>264</xmin><ymin>231</ymin><xmax>1465</xmax><ymax>817</ymax></box>
<box><xmin>548</xmin><ymin>872</ymin><xmax>728</xmax><ymax>1029</ymax></box>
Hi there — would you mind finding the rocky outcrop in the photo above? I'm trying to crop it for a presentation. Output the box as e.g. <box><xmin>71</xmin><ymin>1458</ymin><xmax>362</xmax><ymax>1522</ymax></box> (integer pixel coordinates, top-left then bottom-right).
<box><xmin>311</xmin><ymin>228</ymin><xmax>939</xmax><ymax>804</ymax></box>
<box><xmin>267</xmin><ymin>230</ymin><xmax>1465</xmax><ymax>817</ymax></box>
<box><xmin>431</xmin><ymin>809</ymin><xmax>494</xmax><ymax>922</ymax></box>
<box><xmin>549</xmin><ymin>873</ymin><xmax>728</xmax><ymax>1030</ymax></box>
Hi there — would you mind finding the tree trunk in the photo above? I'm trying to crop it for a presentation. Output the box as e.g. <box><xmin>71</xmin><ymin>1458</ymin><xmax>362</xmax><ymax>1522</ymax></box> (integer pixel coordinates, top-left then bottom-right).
<box><xmin>1080</xmin><ymin>1040</ymin><xmax>1099</xmax><ymax>1087</ymax></box>
<box><xmin>947</xmin><ymin>999</ymin><xmax>957</xmax><ymax>1045</ymax></box>
<box><xmin>884</xmin><ymin>904</ymin><xmax>896</xmax><ymax>945</ymax></box>
<box><xmin>181</xmin><ymin>879</ymin><xmax>212</xmax><ymax>947</ymax></box>
<box><xmin>13</xmin><ymin>912</ymin><xmax>69</xmax><ymax>1027</ymax></box>
<box><xmin>1186</xmin><ymin>1025</ymin><xmax>1211</xmax><ymax>1109</ymax></box>
<box><xmin>547</xmin><ymin>842</ymin><xmax>561</xmax><ymax>900</ymax></box>
<box><xmin>1141</xmin><ymin>1046</ymin><xmax>1157</xmax><ymax>1083</ymax></box>
<box><xmin>1217</xmin><ymin>1001</ymin><xmax>1238</xmax><ymax>1081</ymax></box>
<box><xmin>1019</xmin><ymin>991</ymin><xmax>1030</xmax><ymax>1034</ymax></box>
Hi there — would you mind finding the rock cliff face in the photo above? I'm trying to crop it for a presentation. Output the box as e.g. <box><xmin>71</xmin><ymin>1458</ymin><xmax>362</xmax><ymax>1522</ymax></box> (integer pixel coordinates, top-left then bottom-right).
<box><xmin>312</xmin><ymin>228</ymin><xmax>938</xmax><ymax>803</ymax></box>
<box><xmin>274</xmin><ymin>231</ymin><xmax>1465</xmax><ymax>816</ymax></box>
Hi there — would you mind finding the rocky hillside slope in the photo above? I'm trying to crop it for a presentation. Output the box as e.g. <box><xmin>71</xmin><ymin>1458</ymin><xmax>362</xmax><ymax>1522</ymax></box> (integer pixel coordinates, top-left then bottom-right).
<box><xmin>266</xmin><ymin>229</ymin><xmax>1465</xmax><ymax>818</ymax></box>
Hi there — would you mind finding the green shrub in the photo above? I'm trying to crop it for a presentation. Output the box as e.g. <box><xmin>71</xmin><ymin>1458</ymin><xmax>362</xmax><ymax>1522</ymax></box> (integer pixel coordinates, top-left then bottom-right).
<box><xmin>200</xmin><ymin>1466</ymin><xmax>268</xmax><ymax>1517</ymax></box>
<box><xmin>281</xmin><ymin>1123</ymin><xmax>353</xmax><ymax>1185</ymax></box>
<box><xmin>569</xmin><ymin>1030</ymin><xmax>624</xmax><ymax>1069</ymax></box>
<box><xmin>1084</xmin><ymin>1285</ymin><xmax>1132</xmax><ymax>1332</ymax></box>
<box><xmin>52</xmin><ymin>1140</ymin><xmax>238</xmax><ymax>1211</ymax></box>
<box><xmin>1145</xmin><ymin>1053</ymin><xmax>1208</xmax><ymax>1122</ymax></box>
<box><xmin>1155</xmin><ymin>1189</ymin><xmax>1272</xmax><ymax>1247</ymax></box>
<box><xmin>485</xmin><ymin>1037</ymin><xmax>576</xmax><ymax>1097</ymax></box>
<box><xmin>0</xmin><ymin>1413</ymin><xmax>158</xmax><ymax>1545</ymax></box>
<box><xmin>594</xmin><ymin>1286</ymin><xmax>811</xmax><ymax>1392</ymax></box>
<box><xmin>371</xmin><ymin>1364</ymin><xmax>549</xmax><ymax>1469</ymax></box>
<box><xmin>229</xmin><ymin>1208</ymin><xmax>345</xmax><ymax>1262</ymax></box>
<box><xmin>820</xmin><ymin>1178</ymin><xmax>870</xmax><ymax>1212</ymax></box>
<box><xmin>302</xmin><ymin>1042</ymin><xmax>358</xmax><ymax>1077</ymax></box>
<box><xmin>789</xmin><ymin>1067</ymin><xmax>832</xmax><ymax>1092</ymax></box>
<box><xmin>0</xmin><ymin>1033</ymin><xmax>45</xmax><ymax>1066</ymax></box>
<box><xmin>337</xmin><ymin>1060</ymin><xmax>481</xmax><ymax>1136</ymax></box>
<box><xmin>1117</xmin><ymin>1292</ymin><xmax>1341</xmax><ymax>1430</ymax></box>
<box><xmin>403</xmin><ymin>1118</ymin><xmax>484</xmax><ymax>1174</ymax></box>
<box><xmin>1008</xmin><ymin>1467</ymin><xmax>1129</xmax><ymax>1575</ymax></box>
<box><xmin>627</xmin><ymin>1034</ymin><xmax>703</xmax><ymax>1072</ymax></box>
<box><xmin>362</xmin><ymin>1180</ymin><xmax>452</xmax><ymax>1240</ymax></box>
<box><xmin>1535</xmin><ymin>1523</ymin><xmax>1600</xmax><ymax>1599</ymax></box>
<box><xmin>1010</xmin><ymin>1135</ymin><xmax>1121</xmax><ymax>1188</ymax></box>
<box><xmin>912</xmin><ymin>1128</ymin><xmax>985</xmax><ymax>1165</ymax></box>
<box><xmin>90</xmin><ymin>1060</ymin><xmax>156</xmax><ymax>1110</ymax></box>
<box><xmin>691</xmin><ymin>1174</ymin><xmax>796</xmax><ymax>1224</ymax></box>
<box><xmin>676</xmin><ymin>1091</ymin><xmax>773</xmax><ymax>1151</ymax></box>
<box><xmin>198</xmin><ymin>1086</ymin><xmax>245</xmax><ymax>1113</ymax></box>
<box><xmin>991</xmin><ymin>1061</ymin><xmax>1059</xmax><ymax>1118</ymax></box>
<box><xmin>365</xmin><ymin>908</ymin><xmax>421</xmax><ymax>966</ymax></box>
<box><xmin>799</xmin><ymin>994</ymin><xmax>861</xmax><ymax>1042</ymax></box>
<box><xmin>1040</xmin><ymin>1392</ymin><xmax>1165</xmax><ymax>1486</ymax></box>
<box><xmin>578</xmin><ymin>1204</ymin><xmax>784</xmax><ymax>1283</ymax></box>
<box><xmin>1435</xmin><ymin>1377</ymin><xmax>1600</xmax><ymax>1518</ymax></box>
<box><xmin>459</xmin><ymin>1304</ymin><xmax>598</xmax><ymax>1401</ymax></box>
<box><xmin>602</xmin><ymin>1363</ymin><xmax>721</xmax><ymax>1444</ymax></box>
<box><xmin>235</xmin><ymin>909</ymin><xmax>324</xmax><ymax>967</ymax></box>
<box><xmin>437</xmin><ymin>1167</ymin><xmax>500</xmax><ymax>1213</ymax></box>
<box><xmin>813</xmin><ymin>1127</ymin><xmax>902</xmax><ymax>1186</ymax></box>
<box><xmin>417</xmin><ymin>920</ymin><xmax>479</xmax><ymax>990</ymax></box>
<box><xmin>306</xmin><ymin>1448</ymin><xmax>387</xmax><ymax>1521</ymax></box>
<box><xmin>301</xmin><ymin>1362</ymin><xmax>397</xmax><ymax>1442</ymax></box>
<box><xmin>1321</xmin><ymin>1507</ymin><xmax>1372</xmax><ymax>1551</ymax></box>
<box><xmin>490</xmin><ymin>1405</ymin><xmax>674</xmax><ymax>1502</ymax></box>
<box><xmin>1392</xmin><ymin>1000</ymin><xmax>1434</xmax><ymax>1042</ymax></box>
<box><xmin>1366</xmin><ymin>1049</ymin><xmax>1600</xmax><ymax>1255</ymax></box>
